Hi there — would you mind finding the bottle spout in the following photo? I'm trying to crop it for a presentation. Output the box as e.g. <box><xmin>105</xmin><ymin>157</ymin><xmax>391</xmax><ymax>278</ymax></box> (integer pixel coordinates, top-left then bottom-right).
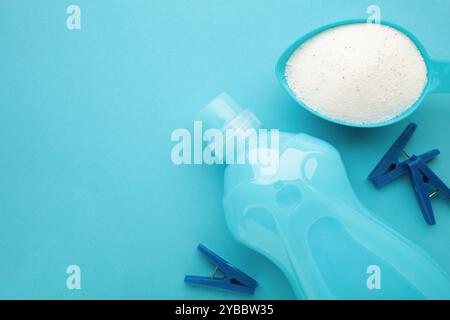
<box><xmin>197</xmin><ymin>93</ymin><xmax>262</xmax><ymax>133</ymax></box>
<box><xmin>196</xmin><ymin>93</ymin><xmax>263</xmax><ymax>164</ymax></box>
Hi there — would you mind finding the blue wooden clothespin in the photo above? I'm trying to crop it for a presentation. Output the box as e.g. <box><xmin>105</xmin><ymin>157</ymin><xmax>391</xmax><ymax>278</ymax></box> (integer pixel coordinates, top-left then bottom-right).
<box><xmin>369</xmin><ymin>123</ymin><xmax>450</xmax><ymax>225</ymax></box>
<box><xmin>184</xmin><ymin>244</ymin><xmax>258</xmax><ymax>295</ymax></box>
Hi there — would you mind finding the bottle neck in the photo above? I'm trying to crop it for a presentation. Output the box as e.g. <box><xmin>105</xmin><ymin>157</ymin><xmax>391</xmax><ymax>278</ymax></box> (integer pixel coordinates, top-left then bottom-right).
<box><xmin>197</xmin><ymin>93</ymin><xmax>263</xmax><ymax>164</ymax></box>
<box><xmin>204</xmin><ymin>110</ymin><xmax>262</xmax><ymax>164</ymax></box>
<box><xmin>223</xmin><ymin>109</ymin><xmax>262</xmax><ymax>136</ymax></box>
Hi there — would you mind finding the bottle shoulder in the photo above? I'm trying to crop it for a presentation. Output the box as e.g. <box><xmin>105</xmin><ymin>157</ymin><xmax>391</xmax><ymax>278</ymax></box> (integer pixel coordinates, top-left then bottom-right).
<box><xmin>224</xmin><ymin>131</ymin><xmax>342</xmax><ymax>190</ymax></box>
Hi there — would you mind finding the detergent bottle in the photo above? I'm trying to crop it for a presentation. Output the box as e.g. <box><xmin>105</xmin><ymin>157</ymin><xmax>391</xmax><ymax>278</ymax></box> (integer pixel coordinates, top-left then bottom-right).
<box><xmin>197</xmin><ymin>93</ymin><xmax>450</xmax><ymax>299</ymax></box>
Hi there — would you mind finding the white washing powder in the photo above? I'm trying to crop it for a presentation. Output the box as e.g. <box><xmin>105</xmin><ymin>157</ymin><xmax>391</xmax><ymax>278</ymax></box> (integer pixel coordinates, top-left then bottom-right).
<box><xmin>285</xmin><ymin>23</ymin><xmax>428</xmax><ymax>125</ymax></box>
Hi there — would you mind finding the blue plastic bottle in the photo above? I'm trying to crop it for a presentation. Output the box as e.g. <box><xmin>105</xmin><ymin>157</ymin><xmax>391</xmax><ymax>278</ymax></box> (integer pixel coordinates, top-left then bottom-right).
<box><xmin>197</xmin><ymin>93</ymin><xmax>450</xmax><ymax>300</ymax></box>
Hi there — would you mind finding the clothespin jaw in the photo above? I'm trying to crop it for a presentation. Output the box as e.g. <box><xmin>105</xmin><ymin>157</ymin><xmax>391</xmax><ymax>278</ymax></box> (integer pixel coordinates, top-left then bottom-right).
<box><xmin>406</xmin><ymin>155</ymin><xmax>450</xmax><ymax>225</ymax></box>
<box><xmin>368</xmin><ymin>123</ymin><xmax>418</xmax><ymax>187</ymax></box>
<box><xmin>184</xmin><ymin>244</ymin><xmax>258</xmax><ymax>295</ymax></box>
<box><xmin>368</xmin><ymin>123</ymin><xmax>440</xmax><ymax>188</ymax></box>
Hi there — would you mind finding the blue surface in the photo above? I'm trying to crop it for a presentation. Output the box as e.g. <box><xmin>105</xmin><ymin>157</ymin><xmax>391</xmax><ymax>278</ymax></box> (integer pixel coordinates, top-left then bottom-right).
<box><xmin>0</xmin><ymin>0</ymin><xmax>449</xmax><ymax>299</ymax></box>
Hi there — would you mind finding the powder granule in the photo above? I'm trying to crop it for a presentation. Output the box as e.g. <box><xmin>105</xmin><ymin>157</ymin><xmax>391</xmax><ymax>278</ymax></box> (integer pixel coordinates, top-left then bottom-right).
<box><xmin>285</xmin><ymin>23</ymin><xmax>428</xmax><ymax>125</ymax></box>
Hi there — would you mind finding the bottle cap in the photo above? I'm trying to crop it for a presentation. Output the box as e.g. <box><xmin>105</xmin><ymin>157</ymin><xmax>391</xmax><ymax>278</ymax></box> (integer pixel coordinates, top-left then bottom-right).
<box><xmin>196</xmin><ymin>93</ymin><xmax>262</xmax><ymax>163</ymax></box>
<box><xmin>197</xmin><ymin>93</ymin><xmax>261</xmax><ymax>133</ymax></box>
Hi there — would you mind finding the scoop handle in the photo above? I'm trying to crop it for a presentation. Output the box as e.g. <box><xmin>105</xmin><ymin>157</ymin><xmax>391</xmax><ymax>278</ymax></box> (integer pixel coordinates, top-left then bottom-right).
<box><xmin>430</xmin><ymin>60</ymin><xmax>450</xmax><ymax>93</ymax></box>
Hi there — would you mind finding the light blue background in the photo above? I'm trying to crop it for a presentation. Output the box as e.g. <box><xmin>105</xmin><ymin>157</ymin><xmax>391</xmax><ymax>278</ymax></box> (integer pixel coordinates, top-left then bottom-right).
<box><xmin>0</xmin><ymin>0</ymin><xmax>449</xmax><ymax>299</ymax></box>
